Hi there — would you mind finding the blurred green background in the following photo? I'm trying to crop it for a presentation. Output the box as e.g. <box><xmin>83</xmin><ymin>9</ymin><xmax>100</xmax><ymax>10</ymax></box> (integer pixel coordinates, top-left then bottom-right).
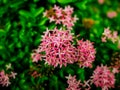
<box><xmin>0</xmin><ymin>0</ymin><xmax>120</xmax><ymax>90</ymax></box>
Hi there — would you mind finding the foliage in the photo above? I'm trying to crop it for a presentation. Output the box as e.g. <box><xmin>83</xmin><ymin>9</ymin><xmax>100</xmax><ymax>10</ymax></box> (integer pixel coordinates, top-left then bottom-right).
<box><xmin>0</xmin><ymin>0</ymin><xmax>120</xmax><ymax>90</ymax></box>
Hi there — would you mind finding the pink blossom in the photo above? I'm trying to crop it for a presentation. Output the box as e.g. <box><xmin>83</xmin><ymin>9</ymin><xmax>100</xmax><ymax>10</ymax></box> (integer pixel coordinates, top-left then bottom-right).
<box><xmin>102</xmin><ymin>27</ymin><xmax>111</xmax><ymax>36</ymax></box>
<box><xmin>101</xmin><ymin>37</ymin><xmax>107</xmax><ymax>42</ymax></box>
<box><xmin>107</xmin><ymin>11</ymin><xmax>117</xmax><ymax>19</ymax></box>
<box><xmin>43</xmin><ymin>5</ymin><xmax>78</xmax><ymax>30</ymax></box>
<box><xmin>32</xmin><ymin>28</ymin><xmax>78</xmax><ymax>67</ymax></box>
<box><xmin>66</xmin><ymin>75</ymin><xmax>92</xmax><ymax>90</ymax></box>
<box><xmin>98</xmin><ymin>0</ymin><xmax>104</xmax><ymax>4</ymax></box>
<box><xmin>91</xmin><ymin>65</ymin><xmax>115</xmax><ymax>90</ymax></box>
<box><xmin>112</xmin><ymin>67</ymin><xmax>119</xmax><ymax>74</ymax></box>
<box><xmin>77</xmin><ymin>39</ymin><xmax>96</xmax><ymax>68</ymax></box>
<box><xmin>66</xmin><ymin>74</ymin><xmax>81</xmax><ymax>90</ymax></box>
<box><xmin>31</xmin><ymin>52</ymin><xmax>42</xmax><ymax>63</ymax></box>
<box><xmin>0</xmin><ymin>70</ymin><xmax>10</xmax><ymax>87</ymax></box>
<box><xmin>9</xmin><ymin>71</ymin><xmax>17</xmax><ymax>79</ymax></box>
<box><xmin>101</xmin><ymin>27</ymin><xmax>119</xmax><ymax>43</ymax></box>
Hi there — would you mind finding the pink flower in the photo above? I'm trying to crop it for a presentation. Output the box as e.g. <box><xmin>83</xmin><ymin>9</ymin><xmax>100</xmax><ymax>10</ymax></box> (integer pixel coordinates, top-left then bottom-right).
<box><xmin>32</xmin><ymin>28</ymin><xmax>78</xmax><ymax>67</ymax></box>
<box><xmin>101</xmin><ymin>37</ymin><xmax>107</xmax><ymax>42</ymax></box>
<box><xmin>91</xmin><ymin>65</ymin><xmax>115</xmax><ymax>90</ymax></box>
<box><xmin>77</xmin><ymin>39</ymin><xmax>96</xmax><ymax>68</ymax></box>
<box><xmin>112</xmin><ymin>67</ymin><xmax>119</xmax><ymax>74</ymax></box>
<box><xmin>66</xmin><ymin>75</ymin><xmax>92</xmax><ymax>90</ymax></box>
<box><xmin>66</xmin><ymin>74</ymin><xmax>81</xmax><ymax>90</ymax></box>
<box><xmin>31</xmin><ymin>52</ymin><xmax>42</xmax><ymax>63</ymax></box>
<box><xmin>107</xmin><ymin>11</ymin><xmax>117</xmax><ymax>19</ymax></box>
<box><xmin>98</xmin><ymin>0</ymin><xmax>104</xmax><ymax>4</ymax></box>
<box><xmin>101</xmin><ymin>27</ymin><xmax>119</xmax><ymax>43</ymax></box>
<box><xmin>9</xmin><ymin>71</ymin><xmax>17</xmax><ymax>79</ymax></box>
<box><xmin>102</xmin><ymin>27</ymin><xmax>111</xmax><ymax>36</ymax></box>
<box><xmin>43</xmin><ymin>5</ymin><xmax>78</xmax><ymax>30</ymax></box>
<box><xmin>0</xmin><ymin>70</ymin><xmax>10</xmax><ymax>87</ymax></box>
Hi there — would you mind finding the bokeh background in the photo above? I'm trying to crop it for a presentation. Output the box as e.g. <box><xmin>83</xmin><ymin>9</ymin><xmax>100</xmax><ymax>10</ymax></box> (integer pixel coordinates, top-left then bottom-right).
<box><xmin>0</xmin><ymin>0</ymin><xmax>120</xmax><ymax>90</ymax></box>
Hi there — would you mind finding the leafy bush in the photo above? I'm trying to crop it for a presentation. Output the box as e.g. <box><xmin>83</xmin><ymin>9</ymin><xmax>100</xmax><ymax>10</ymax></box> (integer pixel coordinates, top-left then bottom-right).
<box><xmin>0</xmin><ymin>0</ymin><xmax>120</xmax><ymax>90</ymax></box>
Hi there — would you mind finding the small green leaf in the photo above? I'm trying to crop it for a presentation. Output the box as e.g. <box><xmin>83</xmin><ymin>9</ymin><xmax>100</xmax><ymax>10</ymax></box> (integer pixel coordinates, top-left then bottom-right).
<box><xmin>0</xmin><ymin>61</ymin><xmax>4</xmax><ymax>65</ymax></box>
<box><xmin>48</xmin><ymin>0</ymin><xmax>56</xmax><ymax>4</ymax></box>
<box><xmin>19</xmin><ymin>79</ymin><xmax>25</xmax><ymax>85</ymax></box>
<box><xmin>74</xmin><ymin>1</ymin><xmax>87</xmax><ymax>10</ymax></box>
<box><xmin>38</xmin><ymin>18</ymin><xmax>48</xmax><ymax>26</ymax></box>
<box><xmin>16</xmin><ymin>42</ymin><xmax>22</xmax><ymax>48</ymax></box>
<box><xmin>34</xmin><ymin>0</ymin><xmax>39</xmax><ymax>2</ymax></box>
<box><xmin>77</xmin><ymin>68</ymin><xmax>85</xmax><ymax>81</ymax></box>
<box><xmin>19</xmin><ymin>10</ymin><xmax>32</xmax><ymax>18</ymax></box>
<box><xmin>34</xmin><ymin>7</ymin><xmax>44</xmax><ymax>17</ymax></box>
<box><xmin>10</xmin><ymin>1</ymin><xmax>24</xmax><ymax>8</ymax></box>
<box><xmin>57</xmin><ymin>0</ymin><xmax>77</xmax><ymax>4</ymax></box>
<box><xmin>0</xmin><ymin>29</ymin><xmax>5</xmax><ymax>37</ymax></box>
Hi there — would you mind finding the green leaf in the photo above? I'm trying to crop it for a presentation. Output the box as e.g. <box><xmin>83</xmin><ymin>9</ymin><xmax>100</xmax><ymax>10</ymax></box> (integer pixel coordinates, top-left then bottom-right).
<box><xmin>49</xmin><ymin>75</ymin><xmax>58</xmax><ymax>90</ymax></box>
<box><xmin>57</xmin><ymin>0</ymin><xmax>77</xmax><ymax>4</ymax></box>
<box><xmin>74</xmin><ymin>1</ymin><xmax>87</xmax><ymax>10</ymax></box>
<box><xmin>0</xmin><ymin>45</ymin><xmax>4</xmax><ymax>50</ymax></box>
<box><xmin>3</xmin><ymin>0</ymin><xmax>8</xmax><ymax>4</ymax></box>
<box><xmin>48</xmin><ymin>0</ymin><xmax>56</xmax><ymax>4</ymax></box>
<box><xmin>19</xmin><ymin>10</ymin><xmax>32</xmax><ymax>18</ymax></box>
<box><xmin>0</xmin><ymin>29</ymin><xmax>5</xmax><ymax>37</ymax></box>
<box><xmin>77</xmin><ymin>68</ymin><xmax>85</xmax><ymax>81</ymax></box>
<box><xmin>0</xmin><ymin>61</ymin><xmax>4</xmax><ymax>65</ymax></box>
<box><xmin>34</xmin><ymin>7</ymin><xmax>44</xmax><ymax>17</ymax></box>
<box><xmin>38</xmin><ymin>18</ymin><xmax>48</xmax><ymax>26</ymax></box>
<box><xmin>106</xmin><ymin>43</ymin><xmax>117</xmax><ymax>50</ymax></box>
<box><xmin>34</xmin><ymin>0</ymin><xmax>39</xmax><ymax>3</ymax></box>
<box><xmin>16</xmin><ymin>42</ymin><xmax>22</xmax><ymax>48</ymax></box>
<box><xmin>19</xmin><ymin>79</ymin><xmax>25</xmax><ymax>85</ymax></box>
<box><xmin>10</xmin><ymin>1</ymin><xmax>24</xmax><ymax>8</ymax></box>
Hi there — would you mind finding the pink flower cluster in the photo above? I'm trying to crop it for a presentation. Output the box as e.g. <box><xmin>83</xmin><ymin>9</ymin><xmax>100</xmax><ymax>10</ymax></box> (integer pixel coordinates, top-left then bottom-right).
<box><xmin>32</xmin><ymin>28</ymin><xmax>78</xmax><ymax>67</ymax></box>
<box><xmin>91</xmin><ymin>64</ymin><xmax>115</xmax><ymax>90</ymax></box>
<box><xmin>0</xmin><ymin>63</ymin><xmax>17</xmax><ymax>87</ymax></box>
<box><xmin>101</xmin><ymin>27</ymin><xmax>118</xmax><ymax>43</ymax></box>
<box><xmin>107</xmin><ymin>11</ymin><xmax>117</xmax><ymax>19</ymax></box>
<box><xmin>77</xmin><ymin>39</ymin><xmax>96</xmax><ymax>68</ymax></box>
<box><xmin>32</xmin><ymin>5</ymin><xmax>96</xmax><ymax>68</ymax></box>
<box><xmin>43</xmin><ymin>5</ymin><xmax>78</xmax><ymax>29</ymax></box>
<box><xmin>0</xmin><ymin>70</ymin><xmax>10</xmax><ymax>87</ymax></box>
<box><xmin>66</xmin><ymin>74</ymin><xmax>92</xmax><ymax>90</ymax></box>
<box><xmin>66</xmin><ymin>75</ymin><xmax>81</xmax><ymax>90</ymax></box>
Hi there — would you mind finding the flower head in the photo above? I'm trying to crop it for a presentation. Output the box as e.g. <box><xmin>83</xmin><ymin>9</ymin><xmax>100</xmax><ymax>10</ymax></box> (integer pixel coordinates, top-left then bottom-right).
<box><xmin>43</xmin><ymin>5</ymin><xmax>78</xmax><ymax>30</ymax></box>
<box><xmin>66</xmin><ymin>74</ymin><xmax>81</xmax><ymax>90</ymax></box>
<box><xmin>101</xmin><ymin>27</ymin><xmax>118</xmax><ymax>43</ymax></box>
<box><xmin>0</xmin><ymin>70</ymin><xmax>10</xmax><ymax>87</ymax></box>
<box><xmin>91</xmin><ymin>65</ymin><xmax>115</xmax><ymax>90</ymax></box>
<box><xmin>77</xmin><ymin>39</ymin><xmax>96</xmax><ymax>68</ymax></box>
<box><xmin>32</xmin><ymin>28</ymin><xmax>78</xmax><ymax>67</ymax></box>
